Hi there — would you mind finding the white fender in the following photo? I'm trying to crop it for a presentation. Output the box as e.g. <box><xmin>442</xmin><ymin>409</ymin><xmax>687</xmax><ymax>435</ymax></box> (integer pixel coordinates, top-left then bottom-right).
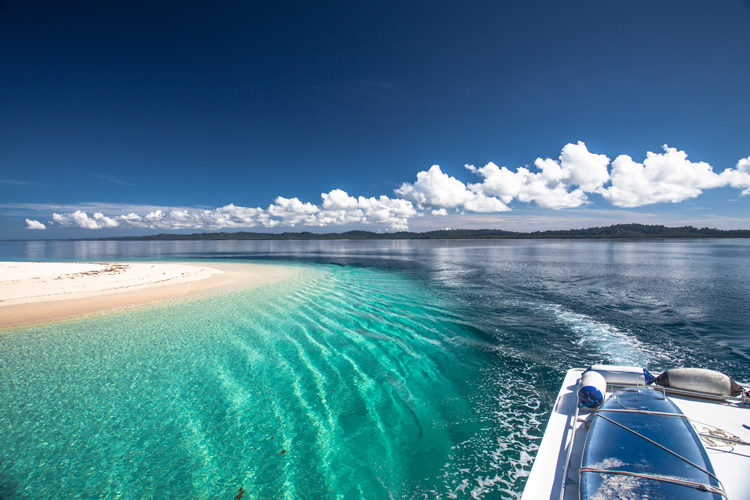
<box><xmin>587</xmin><ymin>364</ymin><xmax>655</xmax><ymax>386</ymax></box>
<box><xmin>578</xmin><ymin>370</ymin><xmax>607</xmax><ymax>409</ymax></box>
<box><xmin>655</xmin><ymin>367</ymin><xmax>743</xmax><ymax>397</ymax></box>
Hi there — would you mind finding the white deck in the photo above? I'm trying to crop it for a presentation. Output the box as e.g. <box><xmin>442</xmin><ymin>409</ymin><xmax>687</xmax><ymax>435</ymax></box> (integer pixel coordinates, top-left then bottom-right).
<box><xmin>522</xmin><ymin>368</ymin><xmax>750</xmax><ymax>499</ymax></box>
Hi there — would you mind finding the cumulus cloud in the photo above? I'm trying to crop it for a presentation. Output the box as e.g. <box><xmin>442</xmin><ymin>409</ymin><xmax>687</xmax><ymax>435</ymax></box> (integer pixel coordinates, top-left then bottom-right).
<box><xmin>467</xmin><ymin>141</ymin><xmax>609</xmax><ymax>209</ymax></box>
<box><xmin>396</xmin><ymin>165</ymin><xmax>510</xmax><ymax>213</ymax></box>
<box><xmin>467</xmin><ymin>143</ymin><xmax>749</xmax><ymax>210</ymax></box>
<box><xmin>468</xmin><ymin>162</ymin><xmax>590</xmax><ymax>209</ymax></box>
<box><xmin>200</xmin><ymin>204</ymin><xmax>267</xmax><ymax>228</ymax></box>
<box><xmin>84</xmin><ymin>205</ymin><xmax>272</xmax><ymax>230</ymax></box>
<box><xmin>42</xmin><ymin>191</ymin><xmax>417</xmax><ymax>232</ymax></box>
<box><xmin>557</xmin><ymin>141</ymin><xmax>611</xmax><ymax>191</ymax></box>
<box><xmin>266</xmin><ymin>196</ymin><xmax>319</xmax><ymax>226</ymax></box>
<box><xmin>396</xmin><ymin>165</ymin><xmax>475</xmax><ymax>209</ymax></box>
<box><xmin>49</xmin><ymin>206</ymin><xmax>269</xmax><ymax>231</ymax></box>
<box><xmin>52</xmin><ymin>210</ymin><xmax>119</xmax><ymax>229</ymax></box>
<box><xmin>26</xmin><ymin>142</ymin><xmax>750</xmax><ymax>232</ymax></box>
<box><xmin>25</xmin><ymin>219</ymin><xmax>46</xmax><ymax>230</ymax></box>
<box><xmin>602</xmin><ymin>145</ymin><xmax>724</xmax><ymax>207</ymax></box>
<box><xmin>463</xmin><ymin>192</ymin><xmax>511</xmax><ymax>212</ymax></box>
<box><xmin>720</xmin><ymin>156</ymin><xmax>750</xmax><ymax>195</ymax></box>
<box><xmin>318</xmin><ymin>189</ymin><xmax>417</xmax><ymax>230</ymax></box>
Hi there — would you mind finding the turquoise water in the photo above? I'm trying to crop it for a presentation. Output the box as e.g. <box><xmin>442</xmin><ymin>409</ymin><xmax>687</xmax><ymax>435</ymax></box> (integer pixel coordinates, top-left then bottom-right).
<box><xmin>1</xmin><ymin>239</ymin><xmax>749</xmax><ymax>498</ymax></box>
<box><xmin>0</xmin><ymin>264</ymin><xmax>511</xmax><ymax>498</ymax></box>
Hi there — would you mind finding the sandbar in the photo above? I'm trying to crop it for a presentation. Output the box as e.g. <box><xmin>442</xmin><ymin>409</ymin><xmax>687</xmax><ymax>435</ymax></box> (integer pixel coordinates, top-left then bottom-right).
<box><xmin>0</xmin><ymin>261</ymin><xmax>297</xmax><ymax>329</ymax></box>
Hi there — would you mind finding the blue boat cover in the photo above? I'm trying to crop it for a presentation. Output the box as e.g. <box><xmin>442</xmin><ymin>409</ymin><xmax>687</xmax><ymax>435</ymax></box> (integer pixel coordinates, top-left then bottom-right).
<box><xmin>580</xmin><ymin>387</ymin><xmax>723</xmax><ymax>499</ymax></box>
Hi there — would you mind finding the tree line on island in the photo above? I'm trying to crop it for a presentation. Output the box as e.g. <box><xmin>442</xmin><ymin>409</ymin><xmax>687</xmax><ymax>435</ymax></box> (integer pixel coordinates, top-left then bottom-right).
<box><xmin>102</xmin><ymin>224</ymin><xmax>750</xmax><ymax>241</ymax></box>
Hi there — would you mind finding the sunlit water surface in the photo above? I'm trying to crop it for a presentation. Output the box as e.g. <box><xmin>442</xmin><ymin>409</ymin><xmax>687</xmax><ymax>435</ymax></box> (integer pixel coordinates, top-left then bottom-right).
<box><xmin>1</xmin><ymin>239</ymin><xmax>749</xmax><ymax>498</ymax></box>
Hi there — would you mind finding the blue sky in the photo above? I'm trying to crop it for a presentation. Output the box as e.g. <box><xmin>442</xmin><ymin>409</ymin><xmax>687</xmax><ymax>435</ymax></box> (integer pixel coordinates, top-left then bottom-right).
<box><xmin>2</xmin><ymin>1</ymin><xmax>750</xmax><ymax>238</ymax></box>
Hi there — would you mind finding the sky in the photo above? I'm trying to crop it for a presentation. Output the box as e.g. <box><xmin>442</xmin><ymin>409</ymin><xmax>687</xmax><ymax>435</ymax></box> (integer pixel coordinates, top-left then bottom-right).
<box><xmin>2</xmin><ymin>0</ymin><xmax>750</xmax><ymax>239</ymax></box>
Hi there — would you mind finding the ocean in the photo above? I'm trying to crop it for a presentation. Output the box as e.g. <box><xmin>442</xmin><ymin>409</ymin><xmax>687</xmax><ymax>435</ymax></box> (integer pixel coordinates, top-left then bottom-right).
<box><xmin>1</xmin><ymin>239</ymin><xmax>748</xmax><ymax>498</ymax></box>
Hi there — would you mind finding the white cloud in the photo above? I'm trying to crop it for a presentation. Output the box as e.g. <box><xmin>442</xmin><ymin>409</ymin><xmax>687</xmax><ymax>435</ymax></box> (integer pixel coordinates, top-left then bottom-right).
<box><xmin>318</xmin><ymin>189</ymin><xmax>416</xmax><ymax>230</ymax></box>
<box><xmin>467</xmin><ymin>162</ymin><xmax>588</xmax><ymax>210</ymax></box>
<box><xmin>52</xmin><ymin>210</ymin><xmax>120</xmax><ymax>229</ymax></box>
<box><xmin>320</xmin><ymin>189</ymin><xmax>359</xmax><ymax>212</ymax></box>
<box><xmin>467</xmin><ymin>141</ymin><xmax>609</xmax><ymax>209</ymax></box>
<box><xmin>267</xmin><ymin>196</ymin><xmax>319</xmax><ymax>226</ymax></box>
<box><xmin>112</xmin><ymin>205</ymin><xmax>270</xmax><ymax>230</ymax></box>
<box><xmin>396</xmin><ymin>165</ymin><xmax>510</xmax><ymax>213</ymax></box>
<box><xmin>93</xmin><ymin>212</ymin><xmax>119</xmax><ymax>228</ymax></box>
<box><xmin>557</xmin><ymin>141</ymin><xmax>611</xmax><ymax>191</ymax></box>
<box><xmin>519</xmin><ymin>181</ymin><xmax>588</xmax><ymax>209</ymax></box>
<box><xmin>201</xmin><ymin>204</ymin><xmax>265</xmax><ymax>228</ymax></box>
<box><xmin>25</xmin><ymin>219</ymin><xmax>46</xmax><ymax>230</ymax></box>
<box><xmin>349</xmin><ymin>195</ymin><xmax>416</xmax><ymax>230</ymax></box>
<box><xmin>140</xmin><ymin>209</ymin><xmax>197</xmax><ymax>229</ymax></box>
<box><xmin>116</xmin><ymin>212</ymin><xmax>143</xmax><ymax>225</ymax></box>
<box><xmin>25</xmin><ymin>143</ymin><xmax>750</xmax><ymax>233</ymax></box>
<box><xmin>466</xmin><ymin>163</ymin><xmax>524</xmax><ymax>204</ymax></box>
<box><xmin>50</xmin><ymin>207</ymin><xmax>265</xmax><ymax>231</ymax></box>
<box><xmin>602</xmin><ymin>145</ymin><xmax>724</xmax><ymax>207</ymax></box>
<box><xmin>41</xmin><ymin>191</ymin><xmax>416</xmax><ymax>232</ymax></box>
<box><xmin>463</xmin><ymin>192</ymin><xmax>511</xmax><ymax>213</ymax></box>
<box><xmin>720</xmin><ymin>156</ymin><xmax>750</xmax><ymax>195</ymax></box>
<box><xmin>396</xmin><ymin>165</ymin><xmax>476</xmax><ymax>209</ymax></box>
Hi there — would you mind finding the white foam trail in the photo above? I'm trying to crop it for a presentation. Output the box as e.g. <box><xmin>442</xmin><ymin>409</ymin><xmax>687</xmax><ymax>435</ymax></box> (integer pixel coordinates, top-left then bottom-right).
<box><xmin>426</xmin><ymin>363</ymin><xmax>548</xmax><ymax>500</ymax></box>
<box><xmin>549</xmin><ymin>305</ymin><xmax>652</xmax><ymax>366</ymax></box>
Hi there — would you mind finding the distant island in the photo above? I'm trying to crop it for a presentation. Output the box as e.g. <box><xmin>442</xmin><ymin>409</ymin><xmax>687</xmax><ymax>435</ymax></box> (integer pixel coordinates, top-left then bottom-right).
<box><xmin>101</xmin><ymin>224</ymin><xmax>750</xmax><ymax>241</ymax></box>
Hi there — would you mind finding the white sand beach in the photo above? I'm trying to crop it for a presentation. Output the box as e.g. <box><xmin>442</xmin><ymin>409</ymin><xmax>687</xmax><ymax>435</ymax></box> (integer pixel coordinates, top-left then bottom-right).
<box><xmin>0</xmin><ymin>261</ymin><xmax>296</xmax><ymax>329</ymax></box>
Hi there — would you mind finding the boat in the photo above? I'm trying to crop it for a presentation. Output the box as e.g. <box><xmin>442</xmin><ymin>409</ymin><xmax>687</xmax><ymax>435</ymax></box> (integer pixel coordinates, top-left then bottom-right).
<box><xmin>522</xmin><ymin>365</ymin><xmax>750</xmax><ymax>499</ymax></box>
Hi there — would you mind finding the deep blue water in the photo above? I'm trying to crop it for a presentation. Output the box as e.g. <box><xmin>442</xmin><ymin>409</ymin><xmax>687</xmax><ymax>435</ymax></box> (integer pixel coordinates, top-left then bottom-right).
<box><xmin>1</xmin><ymin>239</ymin><xmax>748</xmax><ymax>498</ymax></box>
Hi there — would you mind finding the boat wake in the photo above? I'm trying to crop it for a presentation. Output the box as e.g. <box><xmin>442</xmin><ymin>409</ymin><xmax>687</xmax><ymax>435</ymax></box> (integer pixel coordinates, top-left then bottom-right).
<box><xmin>546</xmin><ymin>304</ymin><xmax>661</xmax><ymax>367</ymax></box>
<box><xmin>409</xmin><ymin>359</ymin><xmax>549</xmax><ymax>499</ymax></box>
